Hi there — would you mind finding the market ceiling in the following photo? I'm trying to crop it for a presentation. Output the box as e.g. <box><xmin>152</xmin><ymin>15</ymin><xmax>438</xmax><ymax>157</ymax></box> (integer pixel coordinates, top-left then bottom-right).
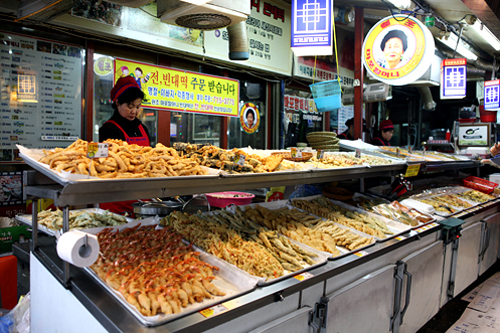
<box><xmin>282</xmin><ymin>0</ymin><xmax>500</xmax><ymax>62</ymax></box>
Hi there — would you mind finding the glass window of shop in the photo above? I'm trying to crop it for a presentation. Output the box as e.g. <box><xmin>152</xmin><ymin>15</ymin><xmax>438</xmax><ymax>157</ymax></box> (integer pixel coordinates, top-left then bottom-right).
<box><xmin>228</xmin><ymin>79</ymin><xmax>267</xmax><ymax>149</ymax></box>
<box><xmin>170</xmin><ymin>112</ymin><xmax>221</xmax><ymax>146</ymax></box>
<box><xmin>284</xmin><ymin>87</ymin><xmax>322</xmax><ymax>148</ymax></box>
<box><xmin>92</xmin><ymin>54</ymin><xmax>158</xmax><ymax>145</ymax></box>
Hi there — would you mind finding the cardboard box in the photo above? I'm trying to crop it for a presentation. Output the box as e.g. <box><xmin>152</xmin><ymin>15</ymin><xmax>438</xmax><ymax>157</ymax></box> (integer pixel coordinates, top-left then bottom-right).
<box><xmin>0</xmin><ymin>226</ymin><xmax>31</xmax><ymax>254</ymax></box>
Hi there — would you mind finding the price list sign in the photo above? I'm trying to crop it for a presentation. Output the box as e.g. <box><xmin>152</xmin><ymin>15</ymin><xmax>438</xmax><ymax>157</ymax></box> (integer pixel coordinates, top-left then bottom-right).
<box><xmin>484</xmin><ymin>80</ymin><xmax>500</xmax><ymax>110</ymax></box>
<box><xmin>440</xmin><ymin>58</ymin><xmax>466</xmax><ymax>100</ymax></box>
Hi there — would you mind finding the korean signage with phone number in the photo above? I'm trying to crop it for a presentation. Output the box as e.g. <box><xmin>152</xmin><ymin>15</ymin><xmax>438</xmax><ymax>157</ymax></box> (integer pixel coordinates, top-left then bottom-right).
<box><xmin>115</xmin><ymin>58</ymin><xmax>240</xmax><ymax>117</ymax></box>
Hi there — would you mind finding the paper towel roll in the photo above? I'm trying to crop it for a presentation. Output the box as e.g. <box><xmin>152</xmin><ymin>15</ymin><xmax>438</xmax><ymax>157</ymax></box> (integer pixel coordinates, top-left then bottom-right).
<box><xmin>56</xmin><ymin>230</ymin><xmax>99</xmax><ymax>268</ymax></box>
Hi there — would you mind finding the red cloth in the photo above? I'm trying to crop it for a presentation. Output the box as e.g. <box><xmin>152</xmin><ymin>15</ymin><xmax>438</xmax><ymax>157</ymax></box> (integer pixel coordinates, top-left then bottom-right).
<box><xmin>0</xmin><ymin>255</ymin><xmax>17</xmax><ymax>310</ymax></box>
<box><xmin>379</xmin><ymin>119</ymin><xmax>394</xmax><ymax>130</ymax></box>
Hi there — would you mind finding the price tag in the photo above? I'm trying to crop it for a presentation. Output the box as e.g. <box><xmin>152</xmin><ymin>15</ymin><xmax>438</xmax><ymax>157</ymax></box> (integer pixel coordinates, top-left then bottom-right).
<box><xmin>316</xmin><ymin>149</ymin><xmax>324</xmax><ymax>160</ymax></box>
<box><xmin>354</xmin><ymin>250</ymin><xmax>369</xmax><ymax>257</ymax></box>
<box><xmin>404</xmin><ymin>164</ymin><xmax>421</xmax><ymax>177</ymax></box>
<box><xmin>291</xmin><ymin>148</ymin><xmax>303</xmax><ymax>158</ymax></box>
<box><xmin>234</xmin><ymin>153</ymin><xmax>246</xmax><ymax>166</ymax></box>
<box><xmin>87</xmin><ymin>142</ymin><xmax>109</xmax><ymax>158</ymax></box>
<box><xmin>355</xmin><ymin>149</ymin><xmax>361</xmax><ymax>158</ymax></box>
<box><xmin>395</xmin><ymin>236</ymin><xmax>407</xmax><ymax>241</ymax></box>
<box><xmin>294</xmin><ymin>272</ymin><xmax>314</xmax><ymax>281</ymax></box>
<box><xmin>199</xmin><ymin>304</ymin><xmax>228</xmax><ymax>318</ymax></box>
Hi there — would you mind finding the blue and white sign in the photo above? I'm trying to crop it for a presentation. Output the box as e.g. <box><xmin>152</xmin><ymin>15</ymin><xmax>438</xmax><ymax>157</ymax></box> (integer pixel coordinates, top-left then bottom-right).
<box><xmin>291</xmin><ymin>0</ymin><xmax>333</xmax><ymax>56</ymax></box>
<box><xmin>484</xmin><ymin>80</ymin><xmax>500</xmax><ymax>110</ymax></box>
<box><xmin>440</xmin><ymin>58</ymin><xmax>466</xmax><ymax>100</ymax></box>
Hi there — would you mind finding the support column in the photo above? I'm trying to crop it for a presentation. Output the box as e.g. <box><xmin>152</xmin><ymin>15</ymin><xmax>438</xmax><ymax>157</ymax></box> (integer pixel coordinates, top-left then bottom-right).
<box><xmin>354</xmin><ymin>8</ymin><xmax>364</xmax><ymax>140</ymax></box>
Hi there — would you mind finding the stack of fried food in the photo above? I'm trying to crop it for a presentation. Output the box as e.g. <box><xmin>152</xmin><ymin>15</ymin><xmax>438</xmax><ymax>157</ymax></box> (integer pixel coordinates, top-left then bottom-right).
<box><xmin>242</xmin><ymin>205</ymin><xmax>374</xmax><ymax>254</ymax></box>
<box><xmin>174</xmin><ymin>143</ymin><xmax>284</xmax><ymax>173</ymax></box>
<box><xmin>162</xmin><ymin>210</ymin><xmax>319</xmax><ymax>280</ymax></box>
<box><xmin>91</xmin><ymin>224</ymin><xmax>225</xmax><ymax>317</ymax></box>
<box><xmin>456</xmin><ymin>189</ymin><xmax>496</xmax><ymax>203</ymax></box>
<box><xmin>36</xmin><ymin>208</ymin><xmax>128</xmax><ymax>231</ymax></box>
<box><xmin>39</xmin><ymin>139</ymin><xmax>207</xmax><ymax>179</ymax></box>
<box><xmin>291</xmin><ymin>196</ymin><xmax>392</xmax><ymax>238</ymax></box>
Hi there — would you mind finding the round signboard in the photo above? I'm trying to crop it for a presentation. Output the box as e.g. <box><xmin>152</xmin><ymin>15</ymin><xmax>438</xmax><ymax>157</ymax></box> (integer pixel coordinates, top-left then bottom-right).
<box><xmin>362</xmin><ymin>15</ymin><xmax>435</xmax><ymax>86</ymax></box>
<box><xmin>240</xmin><ymin>102</ymin><xmax>260</xmax><ymax>134</ymax></box>
<box><xmin>94</xmin><ymin>56</ymin><xmax>114</xmax><ymax>76</ymax></box>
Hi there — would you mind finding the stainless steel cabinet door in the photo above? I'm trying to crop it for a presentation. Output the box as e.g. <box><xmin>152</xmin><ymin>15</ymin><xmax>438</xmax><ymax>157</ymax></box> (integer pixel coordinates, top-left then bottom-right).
<box><xmin>324</xmin><ymin>265</ymin><xmax>396</xmax><ymax>333</ymax></box>
<box><xmin>480</xmin><ymin>212</ymin><xmax>500</xmax><ymax>275</ymax></box>
<box><xmin>247</xmin><ymin>307</ymin><xmax>313</xmax><ymax>333</ymax></box>
<box><xmin>398</xmin><ymin>241</ymin><xmax>444</xmax><ymax>333</ymax></box>
<box><xmin>454</xmin><ymin>222</ymin><xmax>482</xmax><ymax>297</ymax></box>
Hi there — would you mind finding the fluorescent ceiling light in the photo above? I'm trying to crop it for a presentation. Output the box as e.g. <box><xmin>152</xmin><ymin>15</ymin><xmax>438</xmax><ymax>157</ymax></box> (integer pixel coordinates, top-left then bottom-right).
<box><xmin>385</xmin><ymin>0</ymin><xmax>413</xmax><ymax>10</ymax></box>
<box><xmin>437</xmin><ymin>33</ymin><xmax>478</xmax><ymax>61</ymax></box>
<box><xmin>471</xmin><ymin>19</ymin><xmax>500</xmax><ymax>51</ymax></box>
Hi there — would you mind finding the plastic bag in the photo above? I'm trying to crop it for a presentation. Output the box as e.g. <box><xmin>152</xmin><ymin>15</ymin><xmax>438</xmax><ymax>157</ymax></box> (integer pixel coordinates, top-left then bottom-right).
<box><xmin>0</xmin><ymin>293</ymin><xmax>30</xmax><ymax>333</ymax></box>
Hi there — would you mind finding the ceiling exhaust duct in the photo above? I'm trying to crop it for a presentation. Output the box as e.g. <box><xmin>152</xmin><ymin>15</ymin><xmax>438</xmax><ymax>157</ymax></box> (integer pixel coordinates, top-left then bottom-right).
<box><xmin>227</xmin><ymin>21</ymin><xmax>249</xmax><ymax>60</ymax></box>
<box><xmin>157</xmin><ymin>0</ymin><xmax>250</xmax><ymax>30</ymax></box>
<box><xmin>418</xmin><ymin>86</ymin><xmax>436</xmax><ymax>111</ymax></box>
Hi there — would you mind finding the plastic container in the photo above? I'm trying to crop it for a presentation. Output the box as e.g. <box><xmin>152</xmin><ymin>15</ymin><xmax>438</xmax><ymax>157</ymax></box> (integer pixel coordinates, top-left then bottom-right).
<box><xmin>205</xmin><ymin>192</ymin><xmax>255</xmax><ymax>208</ymax></box>
<box><xmin>479</xmin><ymin>105</ymin><xmax>498</xmax><ymax>123</ymax></box>
<box><xmin>445</xmin><ymin>129</ymin><xmax>451</xmax><ymax>141</ymax></box>
<box><xmin>400</xmin><ymin>198</ymin><xmax>435</xmax><ymax>215</ymax></box>
<box><xmin>457</xmin><ymin>118</ymin><xmax>476</xmax><ymax>123</ymax></box>
<box><xmin>463</xmin><ymin>175</ymin><xmax>499</xmax><ymax>194</ymax></box>
<box><xmin>309</xmin><ymin>80</ymin><xmax>342</xmax><ymax>113</ymax></box>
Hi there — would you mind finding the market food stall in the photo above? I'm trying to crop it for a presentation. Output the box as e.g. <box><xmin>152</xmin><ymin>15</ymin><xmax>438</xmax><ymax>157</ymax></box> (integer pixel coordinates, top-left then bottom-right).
<box><xmin>16</xmin><ymin>138</ymin><xmax>500</xmax><ymax>333</ymax></box>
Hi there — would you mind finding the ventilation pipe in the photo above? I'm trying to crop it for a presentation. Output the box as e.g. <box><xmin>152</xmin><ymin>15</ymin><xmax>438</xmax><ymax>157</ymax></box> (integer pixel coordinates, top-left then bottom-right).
<box><xmin>227</xmin><ymin>21</ymin><xmax>249</xmax><ymax>60</ymax></box>
<box><xmin>418</xmin><ymin>87</ymin><xmax>436</xmax><ymax>111</ymax></box>
<box><xmin>437</xmin><ymin>46</ymin><xmax>490</xmax><ymax>75</ymax></box>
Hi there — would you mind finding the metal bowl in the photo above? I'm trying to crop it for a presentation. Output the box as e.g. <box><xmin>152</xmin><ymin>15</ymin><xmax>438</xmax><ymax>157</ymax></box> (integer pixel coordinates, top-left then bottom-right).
<box><xmin>132</xmin><ymin>200</ymin><xmax>183</xmax><ymax>216</ymax></box>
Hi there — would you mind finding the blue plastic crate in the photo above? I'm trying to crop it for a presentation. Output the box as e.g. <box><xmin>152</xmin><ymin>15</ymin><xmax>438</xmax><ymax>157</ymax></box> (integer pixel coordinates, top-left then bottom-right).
<box><xmin>309</xmin><ymin>80</ymin><xmax>342</xmax><ymax>112</ymax></box>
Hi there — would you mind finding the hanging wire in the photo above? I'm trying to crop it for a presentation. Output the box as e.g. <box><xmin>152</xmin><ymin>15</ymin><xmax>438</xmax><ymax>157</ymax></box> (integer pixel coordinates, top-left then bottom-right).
<box><xmin>312</xmin><ymin>55</ymin><xmax>317</xmax><ymax>84</ymax></box>
<box><xmin>453</xmin><ymin>25</ymin><xmax>465</xmax><ymax>58</ymax></box>
<box><xmin>332</xmin><ymin>20</ymin><xmax>342</xmax><ymax>93</ymax></box>
<box><xmin>380</xmin><ymin>0</ymin><xmax>416</xmax><ymax>21</ymax></box>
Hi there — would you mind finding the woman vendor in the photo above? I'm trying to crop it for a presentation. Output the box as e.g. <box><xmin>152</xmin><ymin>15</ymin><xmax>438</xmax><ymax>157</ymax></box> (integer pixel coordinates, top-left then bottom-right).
<box><xmin>371</xmin><ymin>119</ymin><xmax>394</xmax><ymax>146</ymax></box>
<box><xmin>99</xmin><ymin>76</ymin><xmax>151</xmax><ymax>145</ymax></box>
<box><xmin>99</xmin><ymin>76</ymin><xmax>152</xmax><ymax>215</ymax></box>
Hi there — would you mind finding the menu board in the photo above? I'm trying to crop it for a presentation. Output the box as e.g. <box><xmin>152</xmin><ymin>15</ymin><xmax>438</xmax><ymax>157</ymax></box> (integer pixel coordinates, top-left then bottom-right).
<box><xmin>0</xmin><ymin>31</ymin><xmax>82</xmax><ymax>157</ymax></box>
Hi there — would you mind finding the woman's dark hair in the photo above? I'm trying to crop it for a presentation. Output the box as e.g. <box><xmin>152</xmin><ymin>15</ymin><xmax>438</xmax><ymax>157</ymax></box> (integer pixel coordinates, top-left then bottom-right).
<box><xmin>135</xmin><ymin>67</ymin><xmax>143</xmax><ymax>74</ymax></box>
<box><xmin>380</xmin><ymin>30</ymin><xmax>408</xmax><ymax>52</ymax></box>
<box><xmin>381</xmin><ymin>128</ymin><xmax>394</xmax><ymax>134</ymax></box>
<box><xmin>112</xmin><ymin>87</ymin><xmax>145</xmax><ymax>111</ymax></box>
<box><xmin>246</xmin><ymin>109</ymin><xmax>256</xmax><ymax>119</ymax></box>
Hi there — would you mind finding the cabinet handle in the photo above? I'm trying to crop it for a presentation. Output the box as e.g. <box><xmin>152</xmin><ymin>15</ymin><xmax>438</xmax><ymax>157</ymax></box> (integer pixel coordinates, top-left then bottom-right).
<box><xmin>390</xmin><ymin>274</ymin><xmax>403</xmax><ymax>330</ymax></box>
<box><xmin>400</xmin><ymin>267</ymin><xmax>413</xmax><ymax>324</ymax></box>
<box><xmin>482</xmin><ymin>225</ymin><xmax>491</xmax><ymax>261</ymax></box>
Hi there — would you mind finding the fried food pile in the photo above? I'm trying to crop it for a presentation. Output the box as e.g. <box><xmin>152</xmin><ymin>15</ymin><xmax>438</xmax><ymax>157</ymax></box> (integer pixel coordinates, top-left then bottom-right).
<box><xmin>36</xmin><ymin>208</ymin><xmax>128</xmax><ymax>231</ymax></box>
<box><xmin>174</xmin><ymin>143</ymin><xmax>284</xmax><ymax>173</ymax></box>
<box><xmin>456</xmin><ymin>190</ymin><xmax>496</xmax><ymax>203</ymax></box>
<box><xmin>91</xmin><ymin>224</ymin><xmax>225</xmax><ymax>317</ymax></box>
<box><xmin>291</xmin><ymin>196</ymin><xmax>392</xmax><ymax>238</ymax></box>
<box><xmin>243</xmin><ymin>206</ymin><xmax>374</xmax><ymax>254</ymax></box>
<box><xmin>39</xmin><ymin>139</ymin><xmax>207</xmax><ymax>179</ymax></box>
<box><xmin>162</xmin><ymin>210</ymin><xmax>320</xmax><ymax>280</ymax></box>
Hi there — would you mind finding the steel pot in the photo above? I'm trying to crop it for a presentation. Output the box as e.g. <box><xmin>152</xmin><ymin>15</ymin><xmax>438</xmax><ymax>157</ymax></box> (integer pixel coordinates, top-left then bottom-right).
<box><xmin>132</xmin><ymin>195</ymin><xmax>210</xmax><ymax>217</ymax></box>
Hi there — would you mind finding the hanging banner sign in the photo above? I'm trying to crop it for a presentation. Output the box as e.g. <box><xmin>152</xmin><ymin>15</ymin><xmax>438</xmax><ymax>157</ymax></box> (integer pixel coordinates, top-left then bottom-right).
<box><xmin>291</xmin><ymin>0</ymin><xmax>333</xmax><ymax>56</ymax></box>
<box><xmin>240</xmin><ymin>102</ymin><xmax>260</xmax><ymax>134</ymax></box>
<box><xmin>440</xmin><ymin>58</ymin><xmax>467</xmax><ymax>100</ymax></box>
<box><xmin>484</xmin><ymin>80</ymin><xmax>500</xmax><ymax>110</ymax></box>
<box><xmin>362</xmin><ymin>15</ymin><xmax>435</xmax><ymax>86</ymax></box>
<box><xmin>94</xmin><ymin>56</ymin><xmax>114</xmax><ymax>76</ymax></box>
<box><xmin>115</xmin><ymin>58</ymin><xmax>239</xmax><ymax>117</ymax></box>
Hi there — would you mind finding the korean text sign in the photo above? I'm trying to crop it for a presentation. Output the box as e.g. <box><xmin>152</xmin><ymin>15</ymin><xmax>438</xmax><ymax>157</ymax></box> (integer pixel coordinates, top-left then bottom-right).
<box><xmin>115</xmin><ymin>58</ymin><xmax>240</xmax><ymax>117</ymax></box>
<box><xmin>440</xmin><ymin>58</ymin><xmax>466</xmax><ymax>100</ymax></box>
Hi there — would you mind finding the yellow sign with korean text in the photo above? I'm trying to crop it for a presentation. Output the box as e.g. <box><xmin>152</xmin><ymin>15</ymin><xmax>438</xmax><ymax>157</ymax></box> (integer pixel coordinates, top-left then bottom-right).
<box><xmin>404</xmin><ymin>164</ymin><xmax>421</xmax><ymax>177</ymax></box>
<box><xmin>115</xmin><ymin>58</ymin><xmax>239</xmax><ymax>117</ymax></box>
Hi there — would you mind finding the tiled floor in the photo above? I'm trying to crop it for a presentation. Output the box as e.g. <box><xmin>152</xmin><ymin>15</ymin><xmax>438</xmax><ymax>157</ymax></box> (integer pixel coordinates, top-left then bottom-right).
<box><xmin>418</xmin><ymin>261</ymin><xmax>500</xmax><ymax>333</ymax></box>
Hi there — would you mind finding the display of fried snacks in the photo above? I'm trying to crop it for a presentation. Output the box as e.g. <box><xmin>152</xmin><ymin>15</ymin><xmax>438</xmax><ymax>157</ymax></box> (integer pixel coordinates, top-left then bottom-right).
<box><xmin>418</xmin><ymin>198</ymin><xmax>457</xmax><ymax>214</ymax></box>
<box><xmin>456</xmin><ymin>190</ymin><xmax>496</xmax><ymax>203</ymax></box>
<box><xmin>34</xmin><ymin>208</ymin><xmax>128</xmax><ymax>230</ymax></box>
<box><xmin>162</xmin><ymin>211</ymin><xmax>319</xmax><ymax>280</ymax></box>
<box><xmin>291</xmin><ymin>196</ymin><xmax>392</xmax><ymax>238</ymax></box>
<box><xmin>242</xmin><ymin>205</ymin><xmax>373</xmax><ymax>254</ymax></box>
<box><xmin>39</xmin><ymin>139</ymin><xmax>208</xmax><ymax>179</ymax></box>
<box><xmin>91</xmin><ymin>225</ymin><xmax>225</xmax><ymax>317</ymax></box>
<box><xmin>433</xmin><ymin>194</ymin><xmax>472</xmax><ymax>209</ymax></box>
<box><xmin>308</xmin><ymin>154</ymin><xmax>357</xmax><ymax>168</ymax></box>
<box><xmin>354</xmin><ymin>196</ymin><xmax>388</xmax><ymax>212</ymax></box>
<box><xmin>370</xmin><ymin>200</ymin><xmax>434</xmax><ymax>227</ymax></box>
<box><xmin>337</xmin><ymin>154</ymin><xmax>393</xmax><ymax>165</ymax></box>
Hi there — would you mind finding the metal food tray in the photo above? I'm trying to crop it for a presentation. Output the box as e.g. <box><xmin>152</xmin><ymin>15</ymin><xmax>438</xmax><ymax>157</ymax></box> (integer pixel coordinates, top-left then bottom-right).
<box><xmin>226</xmin><ymin>201</ymin><xmax>359</xmax><ymax>258</ymax></box>
<box><xmin>15</xmin><ymin>208</ymin><xmax>134</xmax><ymax>236</ymax></box>
<box><xmin>18</xmin><ymin>145</ymin><xmax>221</xmax><ymax>186</ymax></box>
<box><xmin>200</xmin><ymin>205</ymin><xmax>330</xmax><ymax>287</ymax></box>
<box><xmin>289</xmin><ymin>194</ymin><xmax>412</xmax><ymax>241</ymax></box>
<box><xmin>352</xmin><ymin>192</ymin><xmax>436</xmax><ymax>227</ymax></box>
<box><xmin>81</xmin><ymin>218</ymin><xmax>260</xmax><ymax>327</ymax></box>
